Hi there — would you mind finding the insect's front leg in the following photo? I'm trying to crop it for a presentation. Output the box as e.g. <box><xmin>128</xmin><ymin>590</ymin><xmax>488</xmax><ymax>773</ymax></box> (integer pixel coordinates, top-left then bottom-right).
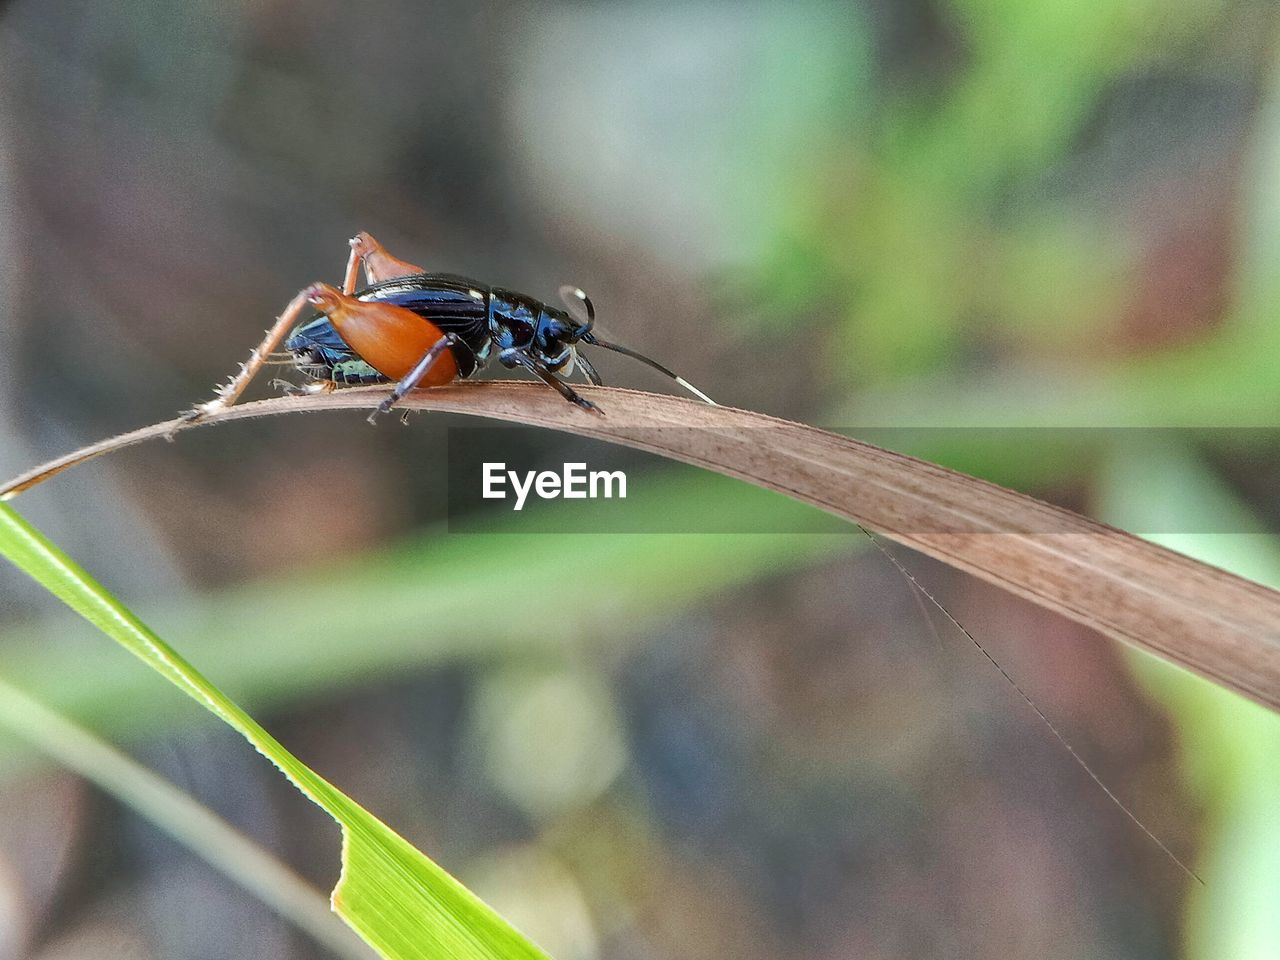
<box><xmin>500</xmin><ymin>349</ymin><xmax>603</xmax><ymax>415</ymax></box>
<box><xmin>573</xmin><ymin>349</ymin><xmax>603</xmax><ymax>386</ymax></box>
<box><xmin>367</xmin><ymin>333</ymin><xmax>462</xmax><ymax>425</ymax></box>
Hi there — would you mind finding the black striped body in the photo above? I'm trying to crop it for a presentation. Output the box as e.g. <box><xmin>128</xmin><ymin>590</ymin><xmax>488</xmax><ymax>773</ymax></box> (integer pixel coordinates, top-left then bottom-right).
<box><xmin>285</xmin><ymin>271</ymin><xmax>586</xmax><ymax>386</ymax></box>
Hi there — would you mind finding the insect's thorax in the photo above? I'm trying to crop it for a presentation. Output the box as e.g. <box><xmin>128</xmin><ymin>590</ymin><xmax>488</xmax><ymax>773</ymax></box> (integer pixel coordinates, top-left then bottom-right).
<box><xmin>487</xmin><ymin>291</ymin><xmax>581</xmax><ymax>371</ymax></box>
<box><xmin>487</xmin><ymin>289</ymin><xmax>542</xmax><ymax>352</ymax></box>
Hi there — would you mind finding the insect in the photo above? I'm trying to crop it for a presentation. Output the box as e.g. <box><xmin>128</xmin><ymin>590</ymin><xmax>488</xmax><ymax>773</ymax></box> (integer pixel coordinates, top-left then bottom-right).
<box><xmin>190</xmin><ymin>232</ymin><xmax>714</xmax><ymax>424</ymax></box>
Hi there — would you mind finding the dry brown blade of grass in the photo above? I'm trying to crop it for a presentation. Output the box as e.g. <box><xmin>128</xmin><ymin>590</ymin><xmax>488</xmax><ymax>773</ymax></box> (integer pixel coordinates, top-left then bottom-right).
<box><xmin>4</xmin><ymin>382</ymin><xmax>1279</xmax><ymax>712</ymax></box>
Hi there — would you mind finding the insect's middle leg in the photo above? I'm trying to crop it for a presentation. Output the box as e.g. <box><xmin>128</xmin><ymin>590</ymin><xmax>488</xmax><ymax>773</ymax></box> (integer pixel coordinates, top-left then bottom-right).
<box><xmin>368</xmin><ymin>333</ymin><xmax>462</xmax><ymax>424</ymax></box>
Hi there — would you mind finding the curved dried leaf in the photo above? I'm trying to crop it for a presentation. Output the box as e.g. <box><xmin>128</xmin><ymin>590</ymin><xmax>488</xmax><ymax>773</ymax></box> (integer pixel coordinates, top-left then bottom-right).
<box><xmin>4</xmin><ymin>382</ymin><xmax>1278</xmax><ymax>710</ymax></box>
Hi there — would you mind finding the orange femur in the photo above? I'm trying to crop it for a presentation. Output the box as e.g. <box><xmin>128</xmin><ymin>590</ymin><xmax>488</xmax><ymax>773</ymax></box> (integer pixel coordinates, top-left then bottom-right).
<box><xmin>304</xmin><ymin>283</ymin><xmax>458</xmax><ymax>384</ymax></box>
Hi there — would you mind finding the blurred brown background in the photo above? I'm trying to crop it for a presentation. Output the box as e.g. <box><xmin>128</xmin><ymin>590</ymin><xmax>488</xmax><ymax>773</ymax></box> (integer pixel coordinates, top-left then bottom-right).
<box><xmin>1</xmin><ymin>1</ymin><xmax>1279</xmax><ymax>958</ymax></box>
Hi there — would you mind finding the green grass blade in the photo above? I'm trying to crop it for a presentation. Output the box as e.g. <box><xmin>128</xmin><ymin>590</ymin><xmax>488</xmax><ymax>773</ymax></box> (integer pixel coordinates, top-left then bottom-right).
<box><xmin>0</xmin><ymin>472</ymin><xmax>852</xmax><ymax>750</ymax></box>
<box><xmin>0</xmin><ymin>501</ymin><xmax>551</xmax><ymax>960</ymax></box>
<box><xmin>0</xmin><ymin>674</ymin><xmax>369</xmax><ymax>960</ymax></box>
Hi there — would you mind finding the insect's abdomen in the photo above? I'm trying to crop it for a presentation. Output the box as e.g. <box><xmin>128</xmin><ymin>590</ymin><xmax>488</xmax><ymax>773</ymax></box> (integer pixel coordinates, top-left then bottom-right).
<box><xmin>285</xmin><ymin>316</ymin><xmax>389</xmax><ymax>384</ymax></box>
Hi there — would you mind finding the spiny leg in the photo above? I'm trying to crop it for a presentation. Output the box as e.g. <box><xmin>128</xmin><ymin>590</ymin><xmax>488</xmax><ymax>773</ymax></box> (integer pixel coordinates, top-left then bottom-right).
<box><xmin>189</xmin><ymin>227</ymin><xmax>426</xmax><ymax>420</ymax></box>
<box><xmin>184</xmin><ymin>287</ymin><xmax>315</xmax><ymax>420</ymax></box>
<box><xmin>501</xmin><ymin>349</ymin><xmax>602</xmax><ymax>415</ymax></box>
<box><xmin>188</xmin><ymin>223</ymin><xmax>375</xmax><ymax>420</ymax></box>
<box><xmin>368</xmin><ymin>333</ymin><xmax>461</xmax><ymax>425</ymax></box>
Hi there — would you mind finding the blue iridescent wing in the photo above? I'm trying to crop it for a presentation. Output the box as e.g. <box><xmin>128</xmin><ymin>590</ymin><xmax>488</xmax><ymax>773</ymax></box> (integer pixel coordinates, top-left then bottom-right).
<box><xmin>284</xmin><ymin>314</ymin><xmax>389</xmax><ymax>384</ymax></box>
<box><xmin>357</xmin><ymin>273</ymin><xmax>491</xmax><ymax>364</ymax></box>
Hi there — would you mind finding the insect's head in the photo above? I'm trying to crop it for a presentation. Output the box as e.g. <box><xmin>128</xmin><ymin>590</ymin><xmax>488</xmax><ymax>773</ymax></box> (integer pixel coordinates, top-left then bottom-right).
<box><xmin>527</xmin><ymin>288</ymin><xmax>590</xmax><ymax>366</ymax></box>
<box><xmin>526</xmin><ymin>308</ymin><xmax>582</xmax><ymax>370</ymax></box>
<box><xmin>535</xmin><ymin>307</ymin><xmax>588</xmax><ymax>347</ymax></box>
<box><xmin>536</xmin><ymin>286</ymin><xmax>594</xmax><ymax>350</ymax></box>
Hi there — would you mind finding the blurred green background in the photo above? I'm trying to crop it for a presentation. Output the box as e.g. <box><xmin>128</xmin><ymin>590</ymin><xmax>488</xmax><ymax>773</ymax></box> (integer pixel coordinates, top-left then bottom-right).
<box><xmin>0</xmin><ymin>0</ymin><xmax>1278</xmax><ymax>958</ymax></box>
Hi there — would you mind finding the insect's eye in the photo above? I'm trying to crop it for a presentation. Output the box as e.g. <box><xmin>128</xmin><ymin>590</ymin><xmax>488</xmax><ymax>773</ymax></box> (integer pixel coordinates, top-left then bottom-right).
<box><xmin>506</xmin><ymin>316</ymin><xmax>534</xmax><ymax>343</ymax></box>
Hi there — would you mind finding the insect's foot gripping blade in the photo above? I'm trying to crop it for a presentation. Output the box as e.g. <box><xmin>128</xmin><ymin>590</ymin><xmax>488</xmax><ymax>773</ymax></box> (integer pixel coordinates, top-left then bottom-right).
<box><xmin>367</xmin><ymin>397</ymin><xmax>395</xmax><ymax>426</ymax></box>
<box><xmin>175</xmin><ymin>409</ymin><xmax>204</xmax><ymax>430</ymax></box>
<box><xmin>179</xmin><ymin>396</ymin><xmax>226</xmax><ymax>424</ymax></box>
<box><xmin>576</xmin><ymin>396</ymin><xmax>604</xmax><ymax>416</ymax></box>
<box><xmin>169</xmin><ymin>399</ymin><xmax>220</xmax><ymax>440</ymax></box>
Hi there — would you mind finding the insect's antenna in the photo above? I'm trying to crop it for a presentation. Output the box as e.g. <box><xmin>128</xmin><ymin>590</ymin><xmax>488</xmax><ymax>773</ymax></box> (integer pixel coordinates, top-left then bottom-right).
<box><xmin>856</xmin><ymin>524</ymin><xmax>1206</xmax><ymax>887</ymax></box>
<box><xmin>559</xmin><ymin>285</ymin><xmax>596</xmax><ymax>326</ymax></box>
<box><xmin>580</xmin><ymin>333</ymin><xmax>717</xmax><ymax>405</ymax></box>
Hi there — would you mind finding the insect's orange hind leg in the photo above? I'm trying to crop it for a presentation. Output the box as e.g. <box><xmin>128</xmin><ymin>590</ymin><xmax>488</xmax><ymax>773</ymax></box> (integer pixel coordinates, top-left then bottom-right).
<box><xmin>345</xmin><ymin>231</ymin><xmax>425</xmax><ymax>292</ymax></box>
<box><xmin>186</xmin><ymin>233</ymin><xmax>426</xmax><ymax>422</ymax></box>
